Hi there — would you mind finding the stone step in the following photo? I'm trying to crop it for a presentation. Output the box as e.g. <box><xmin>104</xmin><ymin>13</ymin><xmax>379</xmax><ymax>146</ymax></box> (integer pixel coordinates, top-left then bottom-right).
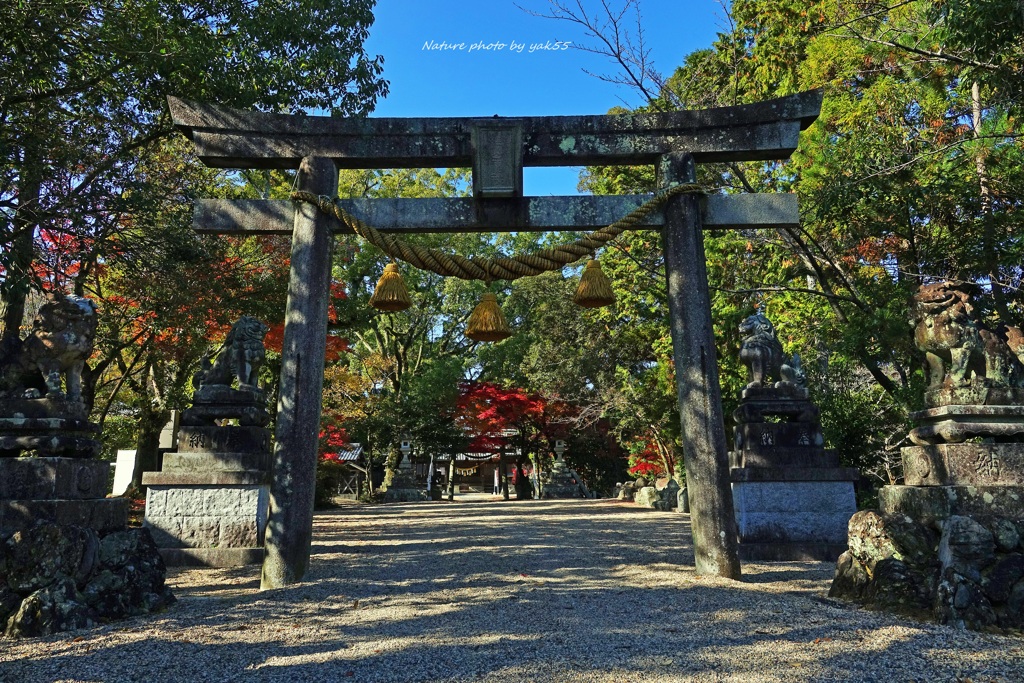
<box><xmin>141</xmin><ymin>470</ymin><xmax>269</xmax><ymax>486</ymax></box>
<box><xmin>158</xmin><ymin>547</ymin><xmax>264</xmax><ymax>567</ymax></box>
<box><xmin>881</xmin><ymin>484</ymin><xmax>1024</xmax><ymax>521</ymax></box>
<box><xmin>738</xmin><ymin>542</ymin><xmax>848</xmax><ymax>562</ymax></box>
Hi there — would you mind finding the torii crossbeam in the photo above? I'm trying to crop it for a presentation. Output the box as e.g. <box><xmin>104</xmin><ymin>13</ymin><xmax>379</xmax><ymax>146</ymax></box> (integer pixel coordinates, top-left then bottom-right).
<box><xmin>169</xmin><ymin>91</ymin><xmax>822</xmax><ymax>588</ymax></box>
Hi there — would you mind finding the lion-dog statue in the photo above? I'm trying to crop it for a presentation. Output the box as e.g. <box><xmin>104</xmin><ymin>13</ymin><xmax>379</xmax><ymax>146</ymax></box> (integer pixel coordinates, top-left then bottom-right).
<box><xmin>0</xmin><ymin>292</ymin><xmax>98</xmax><ymax>403</ymax></box>
<box><xmin>911</xmin><ymin>282</ymin><xmax>1024</xmax><ymax>390</ymax></box>
<box><xmin>738</xmin><ymin>313</ymin><xmax>806</xmax><ymax>390</ymax></box>
<box><xmin>194</xmin><ymin>316</ymin><xmax>270</xmax><ymax>391</ymax></box>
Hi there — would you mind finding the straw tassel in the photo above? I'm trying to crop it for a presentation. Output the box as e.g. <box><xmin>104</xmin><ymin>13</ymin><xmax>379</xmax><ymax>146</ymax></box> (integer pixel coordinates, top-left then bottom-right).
<box><xmin>573</xmin><ymin>259</ymin><xmax>616</xmax><ymax>308</ymax></box>
<box><xmin>465</xmin><ymin>292</ymin><xmax>512</xmax><ymax>342</ymax></box>
<box><xmin>368</xmin><ymin>262</ymin><xmax>412</xmax><ymax>312</ymax></box>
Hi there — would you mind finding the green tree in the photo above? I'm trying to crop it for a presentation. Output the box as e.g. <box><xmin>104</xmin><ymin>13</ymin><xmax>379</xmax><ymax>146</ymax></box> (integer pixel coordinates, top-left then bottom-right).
<box><xmin>0</xmin><ymin>0</ymin><xmax>387</xmax><ymax>341</ymax></box>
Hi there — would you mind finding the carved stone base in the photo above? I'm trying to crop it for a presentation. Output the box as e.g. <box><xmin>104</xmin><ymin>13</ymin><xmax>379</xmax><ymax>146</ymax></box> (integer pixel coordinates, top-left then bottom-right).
<box><xmin>157</xmin><ymin>547</ymin><xmax>264</xmax><ymax>567</ymax></box>
<box><xmin>0</xmin><ymin>397</ymin><xmax>88</xmax><ymax>420</ymax></box>
<box><xmin>924</xmin><ymin>385</ymin><xmax>1024</xmax><ymax>410</ymax></box>
<box><xmin>0</xmin><ymin>458</ymin><xmax>110</xmax><ymax>500</ymax></box>
<box><xmin>176</xmin><ymin>425</ymin><xmax>271</xmax><ymax>455</ymax></box>
<box><xmin>382</xmin><ymin>487</ymin><xmax>427</xmax><ymax>503</ymax></box>
<box><xmin>381</xmin><ymin>463</ymin><xmax>426</xmax><ymax>503</ymax></box>
<box><xmin>0</xmin><ymin>498</ymin><xmax>128</xmax><ymax>536</ymax></box>
<box><xmin>738</xmin><ymin>541</ymin><xmax>849</xmax><ymax>562</ymax></box>
<box><xmin>0</xmin><ymin>405</ymin><xmax>100</xmax><ymax>458</ymax></box>
<box><xmin>180</xmin><ymin>386</ymin><xmax>269</xmax><ymax>427</ymax></box>
<box><xmin>142</xmin><ymin>422</ymin><xmax>271</xmax><ymax>567</ymax></box>
<box><xmin>903</xmin><ymin>443</ymin><xmax>1024</xmax><ymax>486</ymax></box>
<box><xmin>909</xmin><ymin>405</ymin><xmax>1024</xmax><ymax>445</ymax></box>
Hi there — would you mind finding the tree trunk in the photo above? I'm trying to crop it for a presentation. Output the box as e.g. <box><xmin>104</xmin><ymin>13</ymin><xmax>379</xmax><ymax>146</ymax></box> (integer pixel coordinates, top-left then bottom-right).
<box><xmin>972</xmin><ymin>80</ymin><xmax>1014</xmax><ymax>323</ymax></box>
<box><xmin>1</xmin><ymin>163</ymin><xmax>42</xmax><ymax>344</ymax></box>
<box><xmin>130</xmin><ymin>405</ymin><xmax>169</xmax><ymax>493</ymax></box>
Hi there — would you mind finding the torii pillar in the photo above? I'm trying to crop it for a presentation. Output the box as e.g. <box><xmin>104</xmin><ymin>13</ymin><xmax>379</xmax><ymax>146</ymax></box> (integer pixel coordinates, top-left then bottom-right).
<box><xmin>261</xmin><ymin>156</ymin><xmax>338</xmax><ymax>588</ymax></box>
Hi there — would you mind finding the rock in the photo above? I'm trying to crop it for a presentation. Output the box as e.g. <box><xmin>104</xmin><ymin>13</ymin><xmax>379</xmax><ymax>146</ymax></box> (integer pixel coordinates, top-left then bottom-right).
<box><xmin>935</xmin><ymin>568</ymin><xmax>997</xmax><ymax>630</ymax></box>
<box><xmin>81</xmin><ymin>569</ymin><xmax>129</xmax><ymax>615</ymax></box>
<box><xmin>0</xmin><ymin>585</ymin><xmax>21</xmax><ymax>626</ymax></box>
<box><xmin>865</xmin><ymin>558</ymin><xmax>937</xmax><ymax>618</ymax></box>
<box><xmin>1005</xmin><ymin>581</ymin><xmax>1024</xmax><ymax>627</ymax></box>
<box><xmin>634</xmin><ymin>487</ymin><xmax>660</xmax><ymax>509</ymax></box>
<box><xmin>983</xmin><ymin>553</ymin><xmax>1024</xmax><ymax>602</ymax></box>
<box><xmin>663</xmin><ymin>479</ymin><xmax>681</xmax><ymax>510</ymax></box>
<box><xmin>830</xmin><ymin>511</ymin><xmax>940</xmax><ymax>620</ymax></box>
<box><xmin>938</xmin><ymin>515</ymin><xmax>996</xmax><ymax>582</ymax></box>
<box><xmin>617</xmin><ymin>482</ymin><xmax>636</xmax><ymax>502</ymax></box>
<box><xmin>985</xmin><ymin>517</ymin><xmax>1021</xmax><ymax>553</ymax></box>
<box><xmin>1</xmin><ymin>523</ymin><xmax>174</xmax><ymax>639</ymax></box>
<box><xmin>4</xmin><ymin>576</ymin><xmax>94</xmax><ymax>638</ymax></box>
<box><xmin>846</xmin><ymin>511</ymin><xmax>936</xmax><ymax>571</ymax></box>
<box><xmin>100</xmin><ymin>527</ymin><xmax>159</xmax><ymax>570</ymax></box>
<box><xmin>677</xmin><ymin>487</ymin><xmax>689</xmax><ymax>513</ymax></box>
<box><xmin>829</xmin><ymin>551</ymin><xmax>870</xmax><ymax>601</ymax></box>
<box><xmin>3</xmin><ymin>522</ymin><xmax>98</xmax><ymax>592</ymax></box>
<box><xmin>97</xmin><ymin>528</ymin><xmax>174</xmax><ymax>617</ymax></box>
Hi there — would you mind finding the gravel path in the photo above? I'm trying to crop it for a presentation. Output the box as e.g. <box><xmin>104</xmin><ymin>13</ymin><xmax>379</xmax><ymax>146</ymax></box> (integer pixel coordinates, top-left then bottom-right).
<box><xmin>2</xmin><ymin>498</ymin><xmax>1023</xmax><ymax>682</ymax></box>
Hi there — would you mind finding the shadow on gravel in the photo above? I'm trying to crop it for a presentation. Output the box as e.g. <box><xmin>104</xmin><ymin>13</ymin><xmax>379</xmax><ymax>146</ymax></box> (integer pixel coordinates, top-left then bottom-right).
<box><xmin>4</xmin><ymin>499</ymin><xmax>1023</xmax><ymax>683</ymax></box>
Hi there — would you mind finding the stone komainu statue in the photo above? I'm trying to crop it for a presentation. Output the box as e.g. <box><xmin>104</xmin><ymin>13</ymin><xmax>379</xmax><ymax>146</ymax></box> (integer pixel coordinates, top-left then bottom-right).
<box><xmin>911</xmin><ymin>282</ymin><xmax>1024</xmax><ymax>390</ymax></box>
<box><xmin>0</xmin><ymin>293</ymin><xmax>98</xmax><ymax>403</ymax></box>
<box><xmin>194</xmin><ymin>316</ymin><xmax>270</xmax><ymax>391</ymax></box>
<box><xmin>738</xmin><ymin>313</ymin><xmax>806</xmax><ymax>390</ymax></box>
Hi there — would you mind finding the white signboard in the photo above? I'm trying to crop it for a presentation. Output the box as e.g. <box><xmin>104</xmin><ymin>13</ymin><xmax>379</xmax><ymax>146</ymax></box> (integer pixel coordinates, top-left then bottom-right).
<box><xmin>111</xmin><ymin>450</ymin><xmax>138</xmax><ymax>496</ymax></box>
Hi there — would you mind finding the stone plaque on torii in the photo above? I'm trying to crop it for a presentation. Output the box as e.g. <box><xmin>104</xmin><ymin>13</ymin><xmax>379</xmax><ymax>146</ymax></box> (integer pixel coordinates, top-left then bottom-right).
<box><xmin>168</xmin><ymin>91</ymin><xmax>822</xmax><ymax>588</ymax></box>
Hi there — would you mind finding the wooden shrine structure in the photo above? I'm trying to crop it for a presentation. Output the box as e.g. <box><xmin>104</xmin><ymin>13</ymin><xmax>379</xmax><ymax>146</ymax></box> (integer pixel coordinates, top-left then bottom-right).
<box><xmin>168</xmin><ymin>91</ymin><xmax>822</xmax><ymax>588</ymax></box>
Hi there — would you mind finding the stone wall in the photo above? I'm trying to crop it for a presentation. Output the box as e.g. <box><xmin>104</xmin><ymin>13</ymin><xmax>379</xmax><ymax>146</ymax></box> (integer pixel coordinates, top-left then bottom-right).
<box><xmin>1</xmin><ymin>522</ymin><xmax>175</xmax><ymax>638</ymax></box>
<box><xmin>831</xmin><ymin>510</ymin><xmax>1024</xmax><ymax>630</ymax></box>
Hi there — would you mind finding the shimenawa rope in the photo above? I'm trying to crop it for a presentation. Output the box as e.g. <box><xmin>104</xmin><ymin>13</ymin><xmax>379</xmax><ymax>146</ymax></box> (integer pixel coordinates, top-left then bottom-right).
<box><xmin>290</xmin><ymin>183</ymin><xmax>704</xmax><ymax>282</ymax></box>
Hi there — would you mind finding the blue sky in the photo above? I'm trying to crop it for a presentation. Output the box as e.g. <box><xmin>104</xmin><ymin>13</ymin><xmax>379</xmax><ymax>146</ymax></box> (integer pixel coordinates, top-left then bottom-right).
<box><xmin>363</xmin><ymin>0</ymin><xmax>725</xmax><ymax>195</ymax></box>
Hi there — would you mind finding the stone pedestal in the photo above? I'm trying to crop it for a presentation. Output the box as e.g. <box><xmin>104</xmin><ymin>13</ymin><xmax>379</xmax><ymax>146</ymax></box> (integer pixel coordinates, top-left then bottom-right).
<box><xmin>541</xmin><ymin>459</ymin><xmax>586</xmax><ymax>499</ymax></box>
<box><xmin>834</xmin><ymin>412</ymin><xmax>1024</xmax><ymax>629</ymax></box>
<box><xmin>830</xmin><ymin>284</ymin><xmax>1024</xmax><ymax>629</ymax></box>
<box><xmin>730</xmin><ymin>386</ymin><xmax>858</xmax><ymax>561</ymax></box>
<box><xmin>142</xmin><ymin>389</ymin><xmax>272</xmax><ymax>567</ymax></box>
<box><xmin>381</xmin><ymin>457</ymin><xmax>425</xmax><ymax>503</ymax></box>
<box><xmin>881</xmin><ymin>440</ymin><xmax>1024</xmax><ymax>522</ymax></box>
<box><xmin>0</xmin><ymin>399</ymin><xmax>126</xmax><ymax>538</ymax></box>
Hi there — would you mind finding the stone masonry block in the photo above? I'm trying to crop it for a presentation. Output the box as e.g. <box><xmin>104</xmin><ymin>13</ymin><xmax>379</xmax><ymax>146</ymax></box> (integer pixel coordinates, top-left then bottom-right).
<box><xmin>143</xmin><ymin>485</ymin><xmax>269</xmax><ymax>550</ymax></box>
<box><xmin>178</xmin><ymin>517</ymin><xmax>221</xmax><ymax>548</ymax></box>
<box><xmin>145</xmin><ymin>517</ymin><xmax>184</xmax><ymax>548</ymax></box>
<box><xmin>737</xmin><ymin>511</ymin><xmax>852</xmax><ymax>544</ymax></box>
<box><xmin>733</xmin><ymin>481</ymin><xmax>857</xmax><ymax>514</ymax></box>
<box><xmin>219</xmin><ymin>519</ymin><xmax>260</xmax><ymax>547</ymax></box>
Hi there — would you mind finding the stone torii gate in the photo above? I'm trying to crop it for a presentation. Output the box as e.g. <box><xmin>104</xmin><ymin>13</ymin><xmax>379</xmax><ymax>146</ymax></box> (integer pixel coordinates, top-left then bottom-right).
<box><xmin>168</xmin><ymin>91</ymin><xmax>822</xmax><ymax>589</ymax></box>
